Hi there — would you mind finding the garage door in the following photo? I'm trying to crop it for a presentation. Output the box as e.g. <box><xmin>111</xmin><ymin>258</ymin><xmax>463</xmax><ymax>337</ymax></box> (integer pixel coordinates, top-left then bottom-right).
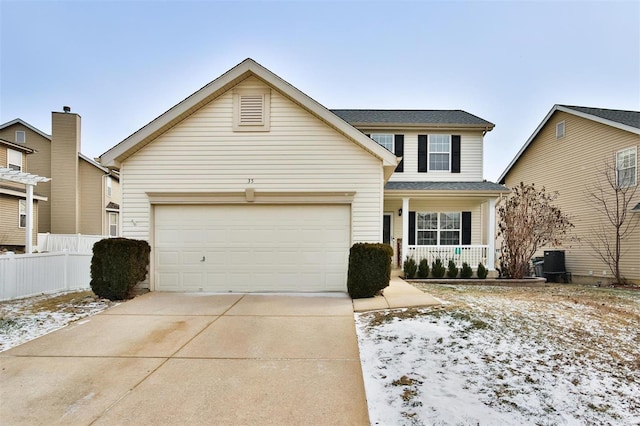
<box><xmin>154</xmin><ymin>205</ymin><xmax>350</xmax><ymax>292</ymax></box>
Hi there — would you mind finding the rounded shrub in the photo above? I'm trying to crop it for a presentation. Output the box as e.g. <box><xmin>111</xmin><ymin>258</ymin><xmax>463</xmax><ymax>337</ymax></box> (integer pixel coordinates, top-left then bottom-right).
<box><xmin>417</xmin><ymin>258</ymin><xmax>430</xmax><ymax>279</ymax></box>
<box><xmin>446</xmin><ymin>260</ymin><xmax>459</xmax><ymax>278</ymax></box>
<box><xmin>403</xmin><ymin>257</ymin><xmax>417</xmax><ymax>279</ymax></box>
<box><xmin>90</xmin><ymin>238</ymin><xmax>151</xmax><ymax>300</ymax></box>
<box><xmin>347</xmin><ymin>243</ymin><xmax>393</xmax><ymax>299</ymax></box>
<box><xmin>431</xmin><ymin>258</ymin><xmax>446</xmax><ymax>278</ymax></box>
<box><xmin>477</xmin><ymin>263</ymin><xmax>488</xmax><ymax>279</ymax></box>
<box><xmin>460</xmin><ymin>262</ymin><xmax>473</xmax><ymax>279</ymax></box>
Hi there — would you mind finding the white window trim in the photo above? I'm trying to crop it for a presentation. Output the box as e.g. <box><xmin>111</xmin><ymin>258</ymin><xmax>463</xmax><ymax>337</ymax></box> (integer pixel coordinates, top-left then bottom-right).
<box><xmin>427</xmin><ymin>134</ymin><xmax>451</xmax><ymax>172</ymax></box>
<box><xmin>371</xmin><ymin>134</ymin><xmax>394</xmax><ymax>153</ymax></box>
<box><xmin>416</xmin><ymin>211</ymin><xmax>461</xmax><ymax>245</ymax></box>
<box><xmin>109</xmin><ymin>212</ymin><xmax>119</xmax><ymax>237</ymax></box>
<box><xmin>233</xmin><ymin>88</ymin><xmax>271</xmax><ymax>132</ymax></box>
<box><xmin>7</xmin><ymin>148</ymin><xmax>23</xmax><ymax>171</ymax></box>
<box><xmin>556</xmin><ymin>121</ymin><xmax>565</xmax><ymax>139</ymax></box>
<box><xmin>19</xmin><ymin>199</ymin><xmax>26</xmax><ymax>228</ymax></box>
<box><xmin>616</xmin><ymin>146</ymin><xmax>637</xmax><ymax>188</ymax></box>
<box><xmin>15</xmin><ymin>130</ymin><xmax>26</xmax><ymax>144</ymax></box>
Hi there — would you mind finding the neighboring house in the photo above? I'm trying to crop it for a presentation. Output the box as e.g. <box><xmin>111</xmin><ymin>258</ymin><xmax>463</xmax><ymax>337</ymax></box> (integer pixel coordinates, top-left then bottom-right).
<box><xmin>0</xmin><ymin>139</ymin><xmax>47</xmax><ymax>250</ymax></box>
<box><xmin>499</xmin><ymin>105</ymin><xmax>640</xmax><ymax>284</ymax></box>
<box><xmin>0</xmin><ymin>111</ymin><xmax>121</xmax><ymax>239</ymax></box>
<box><xmin>100</xmin><ymin>58</ymin><xmax>507</xmax><ymax>293</ymax></box>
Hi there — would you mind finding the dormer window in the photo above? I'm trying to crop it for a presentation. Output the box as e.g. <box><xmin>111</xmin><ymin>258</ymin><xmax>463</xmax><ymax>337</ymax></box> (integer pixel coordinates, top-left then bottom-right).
<box><xmin>233</xmin><ymin>88</ymin><xmax>271</xmax><ymax>132</ymax></box>
<box><xmin>15</xmin><ymin>131</ymin><xmax>26</xmax><ymax>143</ymax></box>
<box><xmin>8</xmin><ymin>148</ymin><xmax>22</xmax><ymax>171</ymax></box>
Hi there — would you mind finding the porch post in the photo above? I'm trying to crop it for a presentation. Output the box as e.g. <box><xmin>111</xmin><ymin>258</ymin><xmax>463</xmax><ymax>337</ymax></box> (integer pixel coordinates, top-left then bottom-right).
<box><xmin>487</xmin><ymin>198</ymin><xmax>496</xmax><ymax>270</ymax></box>
<box><xmin>402</xmin><ymin>197</ymin><xmax>409</xmax><ymax>264</ymax></box>
<box><xmin>25</xmin><ymin>184</ymin><xmax>34</xmax><ymax>254</ymax></box>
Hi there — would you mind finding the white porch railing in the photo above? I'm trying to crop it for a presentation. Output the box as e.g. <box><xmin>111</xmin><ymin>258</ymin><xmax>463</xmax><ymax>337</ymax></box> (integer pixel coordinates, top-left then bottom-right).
<box><xmin>0</xmin><ymin>252</ymin><xmax>92</xmax><ymax>301</ymax></box>
<box><xmin>37</xmin><ymin>233</ymin><xmax>109</xmax><ymax>254</ymax></box>
<box><xmin>406</xmin><ymin>245</ymin><xmax>488</xmax><ymax>267</ymax></box>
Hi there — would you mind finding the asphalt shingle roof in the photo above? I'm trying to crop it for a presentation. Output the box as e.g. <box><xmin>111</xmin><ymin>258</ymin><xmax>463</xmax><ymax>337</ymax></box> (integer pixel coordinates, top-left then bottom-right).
<box><xmin>560</xmin><ymin>105</ymin><xmax>640</xmax><ymax>129</ymax></box>
<box><xmin>385</xmin><ymin>181</ymin><xmax>509</xmax><ymax>191</ymax></box>
<box><xmin>331</xmin><ymin>110</ymin><xmax>494</xmax><ymax>128</ymax></box>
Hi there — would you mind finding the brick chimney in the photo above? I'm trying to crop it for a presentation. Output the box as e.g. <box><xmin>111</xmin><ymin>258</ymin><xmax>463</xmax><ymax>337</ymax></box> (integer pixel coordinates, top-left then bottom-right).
<box><xmin>50</xmin><ymin>107</ymin><xmax>81</xmax><ymax>233</ymax></box>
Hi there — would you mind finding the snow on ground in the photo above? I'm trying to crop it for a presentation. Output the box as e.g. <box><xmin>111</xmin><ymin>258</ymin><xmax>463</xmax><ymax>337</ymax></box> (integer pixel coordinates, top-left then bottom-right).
<box><xmin>356</xmin><ymin>284</ymin><xmax>640</xmax><ymax>426</ymax></box>
<box><xmin>0</xmin><ymin>291</ymin><xmax>115</xmax><ymax>352</ymax></box>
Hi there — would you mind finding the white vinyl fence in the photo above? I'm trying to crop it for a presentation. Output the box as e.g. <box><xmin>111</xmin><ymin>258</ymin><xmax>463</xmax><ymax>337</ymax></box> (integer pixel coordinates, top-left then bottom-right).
<box><xmin>0</xmin><ymin>252</ymin><xmax>92</xmax><ymax>301</ymax></box>
<box><xmin>37</xmin><ymin>233</ymin><xmax>109</xmax><ymax>254</ymax></box>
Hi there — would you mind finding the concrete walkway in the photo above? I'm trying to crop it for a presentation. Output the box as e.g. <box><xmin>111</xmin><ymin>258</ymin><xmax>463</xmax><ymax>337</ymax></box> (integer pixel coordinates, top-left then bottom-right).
<box><xmin>0</xmin><ymin>293</ymin><xmax>369</xmax><ymax>426</ymax></box>
<box><xmin>352</xmin><ymin>272</ymin><xmax>442</xmax><ymax>312</ymax></box>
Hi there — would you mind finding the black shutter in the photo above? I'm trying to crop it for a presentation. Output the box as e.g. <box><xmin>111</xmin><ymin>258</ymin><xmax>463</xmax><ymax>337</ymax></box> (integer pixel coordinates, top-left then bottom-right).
<box><xmin>452</xmin><ymin>135</ymin><xmax>461</xmax><ymax>173</ymax></box>
<box><xmin>462</xmin><ymin>211</ymin><xmax>471</xmax><ymax>245</ymax></box>
<box><xmin>418</xmin><ymin>135</ymin><xmax>428</xmax><ymax>172</ymax></box>
<box><xmin>409</xmin><ymin>211</ymin><xmax>416</xmax><ymax>245</ymax></box>
<box><xmin>394</xmin><ymin>134</ymin><xmax>404</xmax><ymax>172</ymax></box>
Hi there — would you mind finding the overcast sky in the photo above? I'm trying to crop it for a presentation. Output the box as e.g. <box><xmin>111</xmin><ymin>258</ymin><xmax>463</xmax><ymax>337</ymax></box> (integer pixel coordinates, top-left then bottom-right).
<box><xmin>1</xmin><ymin>0</ymin><xmax>638</xmax><ymax>181</ymax></box>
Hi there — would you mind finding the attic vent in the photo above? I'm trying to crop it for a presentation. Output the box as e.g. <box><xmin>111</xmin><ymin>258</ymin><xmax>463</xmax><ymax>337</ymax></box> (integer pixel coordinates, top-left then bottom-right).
<box><xmin>556</xmin><ymin>121</ymin><xmax>565</xmax><ymax>139</ymax></box>
<box><xmin>233</xmin><ymin>88</ymin><xmax>271</xmax><ymax>132</ymax></box>
<box><xmin>240</xmin><ymin>95</ymin><xmax>264</xmax><ymax>124</ymax></box>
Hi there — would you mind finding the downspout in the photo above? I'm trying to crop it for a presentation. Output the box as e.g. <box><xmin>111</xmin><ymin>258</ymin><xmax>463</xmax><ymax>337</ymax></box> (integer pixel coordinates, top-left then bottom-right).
<box><xmin>101</xmin><ymin>173</ymin><xmax>106</xmax><ymax>236</ymax></box>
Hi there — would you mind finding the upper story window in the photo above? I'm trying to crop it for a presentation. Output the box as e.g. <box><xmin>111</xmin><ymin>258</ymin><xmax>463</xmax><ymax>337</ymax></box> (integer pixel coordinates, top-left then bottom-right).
<box><xmin>15</xmin><ymin>131</ymin><xmax>26</xmax><ymax>143</ymax></box>
<box><xmin>556</xmin><ymin>121</ymin><xmax>565</xmax><ymax>139</ymax></box>
<box><xmin>370</xmin><ymin>134</ymin><xmax>394</xmax><ymax>153</ymax></box>
<box><xmin>107</xmin><ymin>176</ymin><xmax>113</xmax><ymax>197</ymax></box>
<box><xmin>233</xmin><ymin>88</ymin><xmax>271</xmax><ymax>132</ymax></box>
<box><xmin>19</xmin><ymin>199</ymin><xmax>26</xmax><ymax>228</ymax></box>
<box><xmin>429</xmin><ymin>134</ymin><xmax>451</xmax><ymax>171</ymax></box>
<box><xmin>7</xmin><ymin>148</ymin><xmax>23</xmax><ymax>171</ymax></box>
<box><xmin>416</xmin><ymin>212</ymin><xmax>461</xmax><ymax>245</ymax></box>
<box><xmin>617</xmin><ymin>146</ymin><xmax>637</xmax><ymax>187</ymax></box>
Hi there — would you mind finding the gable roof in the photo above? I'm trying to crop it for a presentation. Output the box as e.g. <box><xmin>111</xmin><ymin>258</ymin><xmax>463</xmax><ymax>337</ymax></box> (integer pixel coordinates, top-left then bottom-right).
<box><xmin>0</xmin><ymin>118</ymin><xmax>52</xmax><ymax>140</ymax></box>
<box><xmin>498</xmin><ymin>104</ymin><xmax>640</xmax><ymax>183</ymax></box>
<box><xmin>99</xmin><ymin>58</ymin><xmax>399</xmax><ymax>176</ymax></box>
<box><xmin>331</xmin><ymin>110</ymin><xmax>495</xmax><ymax>130</ymax></box>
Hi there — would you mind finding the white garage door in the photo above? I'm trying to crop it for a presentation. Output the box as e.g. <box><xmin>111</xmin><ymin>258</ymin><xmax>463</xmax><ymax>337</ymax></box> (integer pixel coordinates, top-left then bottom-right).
<box><xmin>154</xmin><ymin>204</ymin><xmax>350</xmax><ymax>292</ymax></box>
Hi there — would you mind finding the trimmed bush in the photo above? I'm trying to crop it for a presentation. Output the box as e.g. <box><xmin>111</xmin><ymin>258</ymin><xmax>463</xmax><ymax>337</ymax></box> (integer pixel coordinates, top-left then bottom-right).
<box><xmin>477</xmin><ymin>263</ymin><xmax>488</xmax><ymax>279</ymax></box>
<box><xmin>347</xmin><ymin>243</ymin><xmax>393</xmax><ymax>299</ymax></box>
<box><xmin>417</xmin><ymin>258</ymin><xmax>430</xmax><ymax>279</ymax></box>
<box><xmin>446</xmin><ymin>260</ymin><xmax>459</xmax><ymax>278</ymax></box>
<box><xmin>403</xmin><ymin>257</ymin><xmax>417</xmax><ymax>279</ymax></box>
<box><xmin>90</xmin><ymin>238</ymin><xmax>151</xmax><ymax>301</ymax></box>
<box><xmin>460</xmin><ymin>262</ymin><xmax>473</xmax><ymax>279</ymax></box>
<box><xmin>432</xmin><ymin>258</ymin><xmax>446</xmax><ymax>278</ymax></box>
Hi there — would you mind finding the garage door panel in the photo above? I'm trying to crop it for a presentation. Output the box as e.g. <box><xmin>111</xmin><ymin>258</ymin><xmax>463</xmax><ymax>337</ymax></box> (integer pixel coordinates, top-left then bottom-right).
<box><xmin>155</xmin><ymin>205</ymin><xmax>350</xmax><ymax>292</ymax></box>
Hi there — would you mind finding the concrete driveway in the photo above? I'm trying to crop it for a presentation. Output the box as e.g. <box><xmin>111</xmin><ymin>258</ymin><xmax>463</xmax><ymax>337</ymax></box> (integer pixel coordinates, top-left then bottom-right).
<box><xmin>0</xmin><ymin>292</ymin><xmax>369</xmax><ymax>425</ymax></box>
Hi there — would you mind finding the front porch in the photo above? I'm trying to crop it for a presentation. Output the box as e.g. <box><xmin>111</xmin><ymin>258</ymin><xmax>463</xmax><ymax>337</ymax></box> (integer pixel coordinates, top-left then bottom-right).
<box><xmin>384</xmin><ymin>181</ymin><xmax>509</xmax><ymax>270</ymax></box>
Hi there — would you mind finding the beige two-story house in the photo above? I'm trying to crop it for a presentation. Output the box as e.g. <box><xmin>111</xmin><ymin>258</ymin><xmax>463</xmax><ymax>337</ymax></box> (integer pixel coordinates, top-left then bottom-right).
<box><xmin>0</xmin><ymin>111</ymin><xmax>121</xmax><ymax>244</ymax></box>
<box><xmin>100</xmin><ymin>58</ymin><xmax>507</xmax><ymax>293</ymax></box>
<box><xmin>0</xmin><ymin>139</ymin><xmax>47</xmax><ymax>250</ymax></box>
<box><xmin>499</xmin><ymin>105</ymin><xmax>640</xmax><ymax>284</ymax></box>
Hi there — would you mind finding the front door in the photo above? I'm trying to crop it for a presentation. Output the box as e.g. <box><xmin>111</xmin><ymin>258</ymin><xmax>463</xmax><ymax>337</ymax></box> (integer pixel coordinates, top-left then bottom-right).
<box><xmin>383</xmin><ymin>213</ymin><xmax>392</xmax><ymax>245</ymax></box>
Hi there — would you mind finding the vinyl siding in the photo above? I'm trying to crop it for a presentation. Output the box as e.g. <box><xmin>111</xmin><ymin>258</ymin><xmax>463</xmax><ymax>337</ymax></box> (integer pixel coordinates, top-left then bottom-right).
<box><xmin>0</xmin><ymin>124</ymin><xmax>52</xmax><ymax>232</ymax></box>
<box><xmin>79</xmin><ymin>159</ymin><xmax>103</xmax><ymax>235</ymax></box>
<box><xmin>122</xmin><ymin>77</ymin><xmax>384</xmax><ymax>272</ymax></box>
<box><xmin>504</xmin><ymin>111</ymin><xmax>640</xmax><ymax>283</ymax></box>
<box><xmin>374</xmin><ymin>131</ymin><xmax>484</xmax><ymax>182</ymax></box>
<box><xmin>50</xmin><ymin>113</ymin><xmax>80</xmax><ymax>234</ymax></box>
<box><xmin>0</xmin><ymin>194</ymin><xmax>38</xmax><ymax>247</ymax></box>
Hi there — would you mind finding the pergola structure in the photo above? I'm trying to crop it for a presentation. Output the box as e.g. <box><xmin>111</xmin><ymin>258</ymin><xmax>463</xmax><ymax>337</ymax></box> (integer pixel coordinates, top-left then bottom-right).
<box><xmin>0</xmin><ymin>167</ymin><xmax>51</xmax><ymax>253</ymax></box>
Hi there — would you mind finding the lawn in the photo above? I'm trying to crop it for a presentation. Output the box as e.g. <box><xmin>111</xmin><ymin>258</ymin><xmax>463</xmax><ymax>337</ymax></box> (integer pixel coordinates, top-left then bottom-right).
<box><xmin>0</xmin><ymin>291</ymin><xmax>114</xmax><ymax>352</ymax></box>
<box><xmin>356</xmin><ymin>283</ymin><xmax>640</xmax><ymax>425</ymax></box>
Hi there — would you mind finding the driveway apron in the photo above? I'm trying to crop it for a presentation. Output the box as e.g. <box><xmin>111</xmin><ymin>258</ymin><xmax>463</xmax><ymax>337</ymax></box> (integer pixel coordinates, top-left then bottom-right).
<box><xmin>0</xmin><ymin>292</ymin><xmax>369</xmax><ymax>426</ymax></box>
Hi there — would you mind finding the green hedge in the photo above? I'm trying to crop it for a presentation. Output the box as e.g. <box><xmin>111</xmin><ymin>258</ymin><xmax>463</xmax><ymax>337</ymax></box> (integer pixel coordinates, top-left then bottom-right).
<box><xmin>347</xmin><ymin>243</ymin><xmax>393</xmax><ymax>299</ymax></box>
<box><xmin>90</xmin><ymin>238</ymin><xmax>151</xmax><ymax>300</ymax></box>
